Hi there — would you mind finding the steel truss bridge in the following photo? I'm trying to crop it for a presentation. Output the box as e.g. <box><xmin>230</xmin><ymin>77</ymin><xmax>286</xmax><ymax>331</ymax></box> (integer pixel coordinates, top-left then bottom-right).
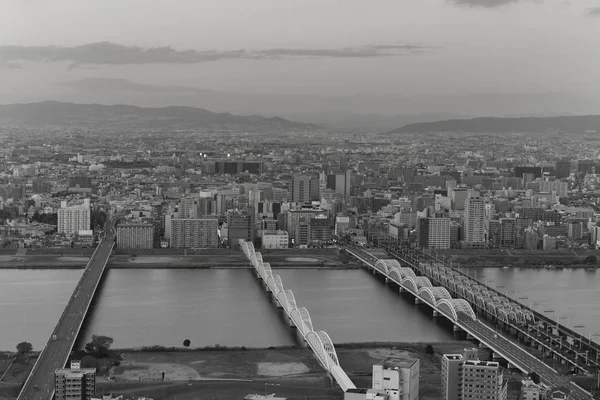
<box><xmin>345</xmin><ymin>246</ymin><xmax>594</xmax><ymax>400</ymax></box>
<box><xmin>241</xmin><ymin>241</ymin><xmax>355</xmax><ymax>392</ymax></box>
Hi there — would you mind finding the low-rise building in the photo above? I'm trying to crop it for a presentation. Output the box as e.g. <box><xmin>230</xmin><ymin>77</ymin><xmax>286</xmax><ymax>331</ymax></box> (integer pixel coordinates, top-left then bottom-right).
<box><xmin>262</xmin><ymin>230</ymin><xmax>289</xmax><ymax>249</ymax></box>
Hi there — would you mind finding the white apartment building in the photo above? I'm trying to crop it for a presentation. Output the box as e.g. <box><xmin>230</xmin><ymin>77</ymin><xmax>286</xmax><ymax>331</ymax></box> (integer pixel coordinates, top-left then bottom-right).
<box><xmin>170</xmin><ymin>217</ymin><xmax>219</xmax><ymax>248</ymax></box>
<box><xmin>262</xmin><ymin>230</ymin><xmax>289</xmax><ymax>249</ymax></box>
<box><xmin>58</xmin><ymin>199</ymin><xmax>90</xmax><ymax>235</ymax></box>
<box><xmin>117</xmin><ymin>224</ymin><xmax>154</xmax><ymax>249</ymax></box>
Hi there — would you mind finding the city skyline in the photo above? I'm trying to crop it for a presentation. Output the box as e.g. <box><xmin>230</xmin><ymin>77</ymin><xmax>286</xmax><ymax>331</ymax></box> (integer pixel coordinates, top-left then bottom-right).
<box><xmin>2</xmin><ymin>1</ymin><xmax>600</xmax><ymax>117</ymax></box>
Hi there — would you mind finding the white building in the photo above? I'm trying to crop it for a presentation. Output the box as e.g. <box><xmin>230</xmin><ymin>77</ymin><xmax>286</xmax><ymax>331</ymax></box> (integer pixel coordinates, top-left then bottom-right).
<box><xmin>58</xmin><ymin>199</ymin><xmax>90</xmax><ymax>235</ymax></box>
<box><xmin>262</xmin><ymin>230</ymin><xmax>289</xmax><ymax>249</ymax></box>
<box><xmin>372</xmin><ymin>358</ymin><xmax>419</xmax><ymax>400</ymax></box>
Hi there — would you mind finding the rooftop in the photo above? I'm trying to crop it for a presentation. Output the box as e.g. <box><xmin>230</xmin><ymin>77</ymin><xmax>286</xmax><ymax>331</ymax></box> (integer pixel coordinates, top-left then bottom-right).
<box><xmin>380</xmin><ymin>356</ymin><xmax>418</xmax><ymax>369</ymax></box>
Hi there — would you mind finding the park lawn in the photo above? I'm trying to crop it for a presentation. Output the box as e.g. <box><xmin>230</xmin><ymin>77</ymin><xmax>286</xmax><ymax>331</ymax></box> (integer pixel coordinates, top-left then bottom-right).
<box><xmin>110</xmin><ymin>348</ymin><xmax>324</xmax><ymax>382</ymax></box>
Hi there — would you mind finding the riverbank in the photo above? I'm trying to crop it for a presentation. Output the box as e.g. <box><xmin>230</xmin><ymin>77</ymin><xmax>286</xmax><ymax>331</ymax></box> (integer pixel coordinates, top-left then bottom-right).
<box><xmin>0</xmin><ymin>248</ymin><xmax>359</xmax><ymax>269</ymax></box>
<box><xmin>0</xmin><ymin>341</ymin><xmax>484</xmax><ymax>400</ymax></box>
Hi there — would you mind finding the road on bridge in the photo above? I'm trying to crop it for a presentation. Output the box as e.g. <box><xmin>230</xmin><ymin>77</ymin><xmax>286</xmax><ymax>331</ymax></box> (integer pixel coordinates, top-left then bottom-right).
<box><xmin>347</xmin><ymin>247</ymin><xmax>593</xmax><ymax>400</ymax></box>
<box><xmin>17</xmin><ymin>219</ymin><xmax>117</xmax><ymax>400</ymax></box>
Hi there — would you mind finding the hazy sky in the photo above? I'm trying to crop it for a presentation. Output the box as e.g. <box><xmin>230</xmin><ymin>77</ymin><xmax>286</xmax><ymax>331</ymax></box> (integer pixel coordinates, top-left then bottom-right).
<box><xmin>1</xmin><ymin>0</ymin><xmax>600</xmax><ymax>115</ymax></box>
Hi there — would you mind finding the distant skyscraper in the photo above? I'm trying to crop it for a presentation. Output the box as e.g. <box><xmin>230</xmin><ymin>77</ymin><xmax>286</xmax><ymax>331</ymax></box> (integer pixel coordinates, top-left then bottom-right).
<box><xmin>463</xmin><ymin>197</ymin><xmax>486</xmax><ymax>247</ymax></box>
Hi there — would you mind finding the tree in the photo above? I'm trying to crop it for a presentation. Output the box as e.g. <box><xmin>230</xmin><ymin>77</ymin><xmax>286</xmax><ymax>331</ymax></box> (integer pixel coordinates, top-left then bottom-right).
<box><xmin>183</xmin><ymin>339</ymin><xmax>191</xmax><ymax>348</ymax></box>
<box><xmin>584</xmin><ymin>255</ymin><xmax>597</xmax><ymax>265</ymax></box>
<box><xmin>17</xmin><ymin>341</ymin><xmax>33</xmax><ymax>355</ymax></box>
<box><xmin>85</xmin><ymin>335</ymin><xmax>113</xmax><ymax>357</ymax></box>
<box><xmin>424</xmin><ymin>344</ymin><xmax>434</xmax><ymax>355</ymax></box>
<box><xmin>528</xmin><ymin>372</ymin><xmax>540</xmax><ymax>384</ymax></box>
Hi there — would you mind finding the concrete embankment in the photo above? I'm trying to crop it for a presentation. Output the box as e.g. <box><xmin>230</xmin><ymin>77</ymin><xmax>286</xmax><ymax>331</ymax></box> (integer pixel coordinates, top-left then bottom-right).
<box><xmin>0</xmin><ymin>249</ymin><xmax>358</xmax><ymax>270</ymax></box>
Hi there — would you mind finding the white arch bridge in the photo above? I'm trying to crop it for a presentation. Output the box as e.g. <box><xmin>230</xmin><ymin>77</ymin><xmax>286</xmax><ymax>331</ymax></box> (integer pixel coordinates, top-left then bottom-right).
<box><xmin>241</xmin><ymin>241</ymin><xmax>355</xmax><ymax>392</ymax></box>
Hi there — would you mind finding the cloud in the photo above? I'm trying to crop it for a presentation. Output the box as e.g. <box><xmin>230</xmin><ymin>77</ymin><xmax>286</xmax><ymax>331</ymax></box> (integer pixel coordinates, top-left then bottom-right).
<box><xmin>60</xmin><ymin>78</ymin><xmax>205</xmax><ymax>93</ymax></box>
<box><xmin>449</xmin><ymin>0</ymin><xmax>522</xmax><ymax>8</ymax></box>
<box><xmin>0</xmin><ymin>41</ymin><xmax>433</xmax><ymax>68</ymax></box>
<box><xmin>586</xmin><ymin>6</ymin><xmax>600</xmax><ymax>16</ymax></box>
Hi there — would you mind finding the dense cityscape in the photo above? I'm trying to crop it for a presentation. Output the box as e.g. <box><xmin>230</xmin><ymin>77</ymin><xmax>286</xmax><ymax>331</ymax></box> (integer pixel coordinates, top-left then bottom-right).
<box><xmin>3</xmin><ymin>1</ymin><xmax>600</xmax><ymax>400</ymax></box>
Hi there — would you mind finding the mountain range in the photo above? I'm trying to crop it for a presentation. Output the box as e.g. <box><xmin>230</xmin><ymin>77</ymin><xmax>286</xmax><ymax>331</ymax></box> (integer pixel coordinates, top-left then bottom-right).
<box><xmin>391</xmin><ymin>115</ymin><xmax>600</xmax><ymax>134</ymax></box>
<box><xmin>0</xmin><ymin>101</ymin><xmax>318</xmax><ymax>131</ymax></box>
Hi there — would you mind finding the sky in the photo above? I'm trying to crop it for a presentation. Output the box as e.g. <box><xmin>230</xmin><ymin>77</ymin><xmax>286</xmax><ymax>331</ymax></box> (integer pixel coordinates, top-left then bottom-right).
<box><xmin>1</xmin><ymin>0</ymin><xmax>600</xmax><ymax>117</ymax></box>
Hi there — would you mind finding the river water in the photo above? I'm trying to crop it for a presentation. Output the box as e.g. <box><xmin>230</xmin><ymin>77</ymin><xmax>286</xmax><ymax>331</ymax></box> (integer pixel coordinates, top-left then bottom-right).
<box><xmin>1</xmin><ymin>267</ymin><xmax>598</xmax><ymax>351</ymax></box>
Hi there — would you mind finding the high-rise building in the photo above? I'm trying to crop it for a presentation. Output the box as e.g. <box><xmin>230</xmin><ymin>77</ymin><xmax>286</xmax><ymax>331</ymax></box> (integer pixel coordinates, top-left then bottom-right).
<box><xmin>441</xmin><ymin>354</ymin><xmax>463</xmax><ymax>400</ymax></box>
<box><xmin>292</xmin><ymin>175</ymin><xmax>312</xmax><ymax>204</ymax></box>
<box><xmin>117</xmin><ymin>223</ymin><xmax>154</xmax><ymax>249</ymax></box>
<box><xmin>462</xmin><ymin>360</ymin><xmax>507</xmax><ymax>400</ymax></box>
<box><xmin>287</xmin><ymin>208</ymin><xmax>328</xmax><ymax>242</ymax></box>
<box><xmin>463</xmin><ymin>197</ymin><xmax>486</xmax><ymax>247</ymax></box>
<box><xmin>55</xmin><ymin>361</ymin><xmax>96</xmax><ymax>400</ymax></box>
<box><xmin>498</xmin><ymin>218</ymin><xmax>516</xmax><ymax>248</ymax></box>
<box><xmin>171</xmin><ymin>217</ymin><xmax>219</xmax><ymax>248</ymax></box>
<box><xmin>296</xmin><ymin>217</ymin><xmax>310</xmax><ymax>247</ymax></box>
<box><xmin>441</xmin><ymin>351</ymin><xmax>507</xmax><ymax>400</ymax></box>
<box><xmin>58</xmin><ymin>200</ymin><xmax>91</xmax><ymax>235</ymax></box>
<box><xmin>418</xmin><ymin>217</ymin><xmax>450</xmax><ymax>249</ymax></box>
<box><xmin>227</xmin><ymin>208</ymin><xmax>255</xmax><ymax>249</ymax></box>
<box><xmin>310</xmin><ymin>215</ymin><xmax>332</xmax><ymax>243</ymax></box>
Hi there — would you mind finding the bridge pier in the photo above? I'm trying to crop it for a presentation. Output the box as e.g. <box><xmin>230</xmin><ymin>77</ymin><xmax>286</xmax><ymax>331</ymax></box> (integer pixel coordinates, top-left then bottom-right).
<box><xmin>288</xmin><ymin>317</ymin><xmax>295</xmax><ymax>327</ymax></box>
<box><xmin>453</xmin><ymin>324</ymin><xmax>462</xmax><ymax>332</ymax></box>
<box><xmin>385</xmin><ymin>277</ymin><xmax>389</xmax><ymax>283</ymax></box>
<box><xmin>399</xmin><ymin>287</ymin><xmax>405</xmax><ymax>293</ymax></box>
<box><xmin>263</xmin><ymin>281</ymin><xmax>271</xmax><ymax>293</ymax></box>
<box><xmin>433</xmin><ymin>310</ymin><xmax>439</xmax><ymax>318</ymax></box>
<box><xmin>415</xmin><ymin>298</ymin><xmax>421</xmax><ymax>305</ymax></box>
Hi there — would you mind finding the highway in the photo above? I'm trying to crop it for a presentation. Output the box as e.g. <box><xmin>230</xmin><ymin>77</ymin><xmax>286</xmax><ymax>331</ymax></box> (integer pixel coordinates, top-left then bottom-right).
<box><xmin>346</xmin><ymin>246</ymin><xmax>594</xmax><ymax>400</ymax></box>
<box><xmin>17</xmin><ymin>218</ymin><xmax>117</xmax><ymax>400</ymax></box>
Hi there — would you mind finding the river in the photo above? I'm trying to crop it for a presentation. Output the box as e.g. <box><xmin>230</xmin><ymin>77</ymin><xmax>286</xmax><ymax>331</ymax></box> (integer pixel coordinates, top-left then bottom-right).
<box><xmin>1</xmin><ymin>267</ymin><xmax>598</xmax><ymax>352</ymax></box>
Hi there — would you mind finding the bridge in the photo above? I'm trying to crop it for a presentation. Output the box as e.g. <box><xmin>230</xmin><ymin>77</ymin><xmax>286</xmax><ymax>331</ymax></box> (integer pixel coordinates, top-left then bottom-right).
<box><xmin>17</xmin><ymin>218</ymin><xmax>118</xmax><ymax>400</ymax></box>
<box><xmin>240</xmin><ymin>241</ymin><xmax>356</xmax><ymax>393</ymax></box>
<box><xmin>345</xmin><ymin>246</ymin><xmax>594</xmax><ymax>400</ymax></box>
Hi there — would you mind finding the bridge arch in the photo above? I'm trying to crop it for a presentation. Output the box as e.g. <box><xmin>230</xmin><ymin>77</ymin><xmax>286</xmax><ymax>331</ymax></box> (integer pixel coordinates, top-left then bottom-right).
<box><xmin>276</xmin><ymin>290</ymin><xmax>290</xmax><ymax>312</ymax></box>
<box><xmin>263</xmin><ymin>262</ymin><xmax>273</xmax><ymax>279</ymax></box>
<box><xmin>266</xmin><ymin>275</ymin><xmax>275</xmax><ymax>292</ymax></box>
<box><xmin>374</xmin><ymin>259</ymin><xmax>400</xmax><ymax>275</ymax></box>
<box><xmin>305</xmin><ymin>331</ymin><xmax>330</xmax><ymax>369</ymax></box>
<box><xmin>289</xmin><ymin>307</ymin><xmax>313</xmax><ymax>333</ymax></box>
<box><xmin>437</xmin><ymin>299</ymin><xmax>477</xmax><ymax>322</ymax></box>
<box><xmin>273</xmin><ymin>275</ymin><xmax>284</xmax><ymax>296</ymax></box>
<box><xmin>414</xmin><ymin>277</ymin><xmax>433</xmax><ymax>289</ymax></box>
<box><xmin>284</xmin><ymin>289</ymin><xmax>297</xmax><ymax>311</ymax></box>
<box><xmin>401</xmin><ymin>277</ymin><xmax>419</xmax><ymax>294</ymax></box>
<box><xmin>255</xmin><ymin>252</ymin><xmax>264</xmax><ymax>267</ymax></box>
<box><xmin>317</xmin><ymin>331</ymin><xmax>340</xmax><ymax>366</ymax></box>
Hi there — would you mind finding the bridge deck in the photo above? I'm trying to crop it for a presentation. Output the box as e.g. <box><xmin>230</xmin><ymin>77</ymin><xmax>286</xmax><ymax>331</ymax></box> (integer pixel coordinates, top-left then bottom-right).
<box><xmin>18</xmin><ymin>229</ymin><xmax>115</xmax><ymax>400</ymax></box>
<box><xmin>346</xmin><ymin>247</ymin><xmax>593</xmax><ymax>400</ymax></box>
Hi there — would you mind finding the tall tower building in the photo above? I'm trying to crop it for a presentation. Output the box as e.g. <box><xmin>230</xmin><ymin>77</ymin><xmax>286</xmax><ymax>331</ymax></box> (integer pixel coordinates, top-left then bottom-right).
<box><xmin>58</xmin><ymin>201</ymin><xmax>91</xmax><ymax>235</ymax></box>
<box><xmin>441</xmin><ymin>354</ymin><xmax>463</xmax><ymax>400</ymax></box>
<box><xmin>418</xmin><ymin>217</ymin><xmax>451</xmax><ymax>249</ymax></box>
<box><xmin>463</xmin><ymin>197</ymin><xmax>486</xmax><ymax>247</ymax></box>
<box><xmin>291</xmin><ymin>175</ymin><xmax>311</xmax><ymax>204</ymax></box>
<box><xmin>227</xmin><ymin>208</ymin><xmax>255</xmax><ymax>249</ymax></box>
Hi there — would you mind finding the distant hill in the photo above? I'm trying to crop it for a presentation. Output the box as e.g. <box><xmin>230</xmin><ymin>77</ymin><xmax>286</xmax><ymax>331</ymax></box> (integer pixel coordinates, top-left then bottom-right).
<box><xmin>0</xmin><ymin>101</ymin><xmax>319</xmax><ymax>131</ymax></box>
<box><xmin>390</xmin><ymin>115</ymin><xmax>600</xmax><ymax>134</ymax></box>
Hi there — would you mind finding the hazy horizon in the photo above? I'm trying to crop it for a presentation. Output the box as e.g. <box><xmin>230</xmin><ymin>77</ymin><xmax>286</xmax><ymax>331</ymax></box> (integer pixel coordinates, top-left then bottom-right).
<box><xmin>2</xmin><ymin>0</ymin><xmax>600</xmax><ymax>118</ymax></box>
